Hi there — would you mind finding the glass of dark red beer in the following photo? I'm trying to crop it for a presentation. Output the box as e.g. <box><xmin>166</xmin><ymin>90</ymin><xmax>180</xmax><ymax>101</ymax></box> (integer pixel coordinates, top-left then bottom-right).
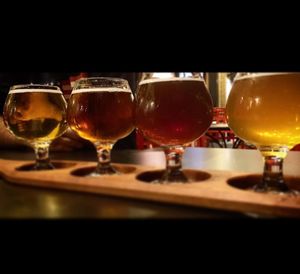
<box><xmin>136</xmin><ymin>73</ymin><xmax>213</xmax><ymax>183</ymax></box>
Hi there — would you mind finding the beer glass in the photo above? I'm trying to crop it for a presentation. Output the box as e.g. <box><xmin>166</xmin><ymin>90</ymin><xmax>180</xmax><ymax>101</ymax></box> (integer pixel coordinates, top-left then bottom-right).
<box><xmin>136</xmin><ymin>73</ymin><xmax>213</xmax><ymax>183</ymax></box>
<box><xmin>67</xmin><ymin>77</ymin><xmax>135</xmax><ymax>176</ymax></box>
<box><xmin>226</xmin><ymin>72</ymin><xmax>300</xmax><ymax>194</ymax></box>
<box><xmin>3</xmin><ymin>84</ymin><xmax>68</xmax><ymax>170</ymax></box>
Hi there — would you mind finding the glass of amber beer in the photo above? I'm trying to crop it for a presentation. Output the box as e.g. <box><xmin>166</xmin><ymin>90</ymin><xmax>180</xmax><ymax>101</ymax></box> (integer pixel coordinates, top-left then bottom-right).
<box><xmin>136</xmin><ymin>73</ymin><xmax>213</xmax><ymax>183</ymax></box>
<box><xmin>67</xmin><ymin>77</ymin><xmax>135</xmax><ymax>176</ymax></box>
<box><xmin>226</xmin><ymin>73</ymin><xmax>300</xmax><ymax>194</ymax></box>
<box><xmin>3</xmin><ymin>84</ymin><xmax>68</xmax><ymax>170</ymax></box>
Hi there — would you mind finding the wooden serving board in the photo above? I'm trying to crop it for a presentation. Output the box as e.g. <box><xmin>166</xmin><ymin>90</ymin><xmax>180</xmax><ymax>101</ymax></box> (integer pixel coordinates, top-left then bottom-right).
<box><xmin>0</xmin><ymin>158</ymin><xmax>300</xmax><ymax>218</ymax></box>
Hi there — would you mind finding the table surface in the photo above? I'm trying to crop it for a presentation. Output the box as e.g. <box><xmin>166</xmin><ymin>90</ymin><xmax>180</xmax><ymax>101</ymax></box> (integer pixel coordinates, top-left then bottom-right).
<box><xmin>1</xmin><ymin>147</ymin><xmax>300</xmax><ymax>219</ymax></box>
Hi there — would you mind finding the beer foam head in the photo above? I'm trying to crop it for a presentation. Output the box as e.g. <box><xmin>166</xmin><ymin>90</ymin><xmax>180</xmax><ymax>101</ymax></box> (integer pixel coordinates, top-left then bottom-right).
<box><xmin>71</xmin><ymin>87</ymin><xmax>132</xmax><ymax>94</ymax></box>
<box><xmin>9</xmin><ymin>84</ymin><xmax>63</xmax><ymax>94</ymax></box>
<box><xmin>139</xmin><ymin>77</ymin><xmax>204</xmax><ymax>85</ymax></box>
<box><xmin>9</xmin><ymin>88</ymin><xmax>63</xmax><ymax>94</ymax></box>
<box><xmin>234</xmin><ymin>72</ymin><xmax>295</xmax><ymax>81</ymax></box>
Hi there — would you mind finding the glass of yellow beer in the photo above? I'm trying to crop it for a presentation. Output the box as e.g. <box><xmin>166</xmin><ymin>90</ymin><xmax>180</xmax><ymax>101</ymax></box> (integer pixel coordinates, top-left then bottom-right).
<box><xmin>3</xmin><ymin>84</ymin><xmax>68</xmax><ymax>170</ymax></box>
<box><xmin>226</xmin><ymin>72</ymin><xmax>300</xmax><ymax>194</ymax></box>
<box><xmin>136</xmin><ymin>72</ymin><xmax>213</xmax><ymax>183</ymax></box>
<box><xmin>67</xmin><ymin>77</ymin><xmax>135</xmax><ymax>176</ymax></box>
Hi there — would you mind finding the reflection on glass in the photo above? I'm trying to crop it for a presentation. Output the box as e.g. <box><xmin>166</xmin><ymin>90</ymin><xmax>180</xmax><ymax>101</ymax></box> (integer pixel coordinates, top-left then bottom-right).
<box><xmin>3</xmin><ymin>84</ymin><xmax>68</xmax><ymax>170</ymax></box>
<box><xmin>136</xmin><ymin>72</ymin><xmax>213</xmax><ymax>183</ymax></box>
<box><xmin>67</xmin><ymin>77</ymin><xmax>135</xmax><ymax>176</ymax></box>
<box><xmin>226</xmin><ymin>72</ymin><xmax>300</xmax><ymax>194</ymax></box>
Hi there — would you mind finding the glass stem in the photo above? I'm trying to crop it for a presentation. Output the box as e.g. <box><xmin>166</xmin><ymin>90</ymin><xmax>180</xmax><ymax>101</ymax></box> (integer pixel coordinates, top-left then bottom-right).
<box><xmin>94</xmin><ymin>142</ymin><xmax>117</xmax><ymax>175</ymax></box>
<box><xmin>261</xmin><ymin>156</ymin><xmax>288</xmax><ymax>191</ymax></box>
<box><xmin>33</xmin><ymin>142</ymin><xmax>54</xmax><ymax>170</ymax></box>
<box><xmin>256</xmin><ymin>145</ymin><xmax>290</xmax><ymax>192</ymax></box>
<box><xmin>161</xmin><ymin>146</ymin><xmax>188</xmax><ymax>183</ymax></box>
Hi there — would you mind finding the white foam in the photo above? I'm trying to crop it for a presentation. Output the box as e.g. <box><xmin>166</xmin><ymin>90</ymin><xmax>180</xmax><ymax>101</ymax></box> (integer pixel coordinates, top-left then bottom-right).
<box><xmin>9</xmin><ymin>89</ymin><xmax>63</xmax><ymax>94</ymax></box>
<box><xmin>139</xmin><ymin>78</ymin><xmax>204</xmax><ymax>85</ymax></box>
<box><xmin>234</xmin><ymin>72</ymin><xmax>298</xmax><ymax>81</ymax></box>
<box><xmin>71</xmin><ymin>87</ymin><xmax>132</xmax><ymax>94</ymax></box>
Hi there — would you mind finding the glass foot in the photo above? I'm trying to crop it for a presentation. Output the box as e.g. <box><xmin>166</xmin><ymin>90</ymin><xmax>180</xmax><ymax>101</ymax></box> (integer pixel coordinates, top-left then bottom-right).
<box><xmin>89</xmin><ymin>165</ymin><xmax>119</xmax><ymax>176</ymax></box>
<box><xmin>158</xmin><ymin>169</ymin><xmax>189</xmax><ymax>184</ymax></box>
<box><xmin>31</xmin><ymin>162</ymin><xmax>55</xmax><ymax>171</ymax></box>
<box><xmin>253</xmin><ymin>182</ymin><xmax>299</xmax><ymax>196</ymax></box>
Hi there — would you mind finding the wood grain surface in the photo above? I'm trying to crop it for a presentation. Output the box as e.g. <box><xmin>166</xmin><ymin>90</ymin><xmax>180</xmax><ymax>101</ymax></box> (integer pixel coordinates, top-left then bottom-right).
<box><xmin>0</xmin><ymin>158</ymin><xmax>300</xmax><ymax>218</ymax></box>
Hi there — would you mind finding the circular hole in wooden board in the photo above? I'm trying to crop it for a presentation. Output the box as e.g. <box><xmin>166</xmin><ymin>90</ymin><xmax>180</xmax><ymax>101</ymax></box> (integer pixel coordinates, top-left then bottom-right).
<box><xmin>16</xmin><ymin>161</ymin><xmax>77</xmax><ymax>171</ymax></box>
<box><xmin>227</xmin><ymin>174</ymin><xmax>300</xmax><ymax>192</ymax></box>
<box><xmin>136</xmin><ymin>169</ymin><xmax>211</xmax><ymax>184</ymax></box>
<box><xmin>70</xmin><ymin>165</ymin><xmax>136</xmax><ymax>177</ymax></box>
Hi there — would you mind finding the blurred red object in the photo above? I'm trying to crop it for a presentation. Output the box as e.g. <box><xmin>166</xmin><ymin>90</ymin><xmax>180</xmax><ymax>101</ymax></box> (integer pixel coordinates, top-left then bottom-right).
<box><xmin>291</xmin><ymin>144</ymin><xmax>300</xmax><ymax>151</ymax></box>
<box><xmin>212</xmin><ymin>107</ymin><xmax>227</xmax><ymax>124</ymax></box>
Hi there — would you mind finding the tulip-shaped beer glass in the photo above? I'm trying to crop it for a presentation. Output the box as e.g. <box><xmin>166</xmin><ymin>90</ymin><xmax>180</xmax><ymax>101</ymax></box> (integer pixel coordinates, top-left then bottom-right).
<box><xmin>3</xmin><ymin>84</ymin><xmax>68</xmax><ymax>170</ymax></box>
<box><xmin>226</xmin><ymin>73</ymin><xmax>300</xmax><ymax>194</ymax></box>
<box><xmin>136</xmin><ymin>73</ymin><xmax>213</xmax><ymax>183</ymax></box>
<box><xmin>67</xmin><ymin>77</ymin><xmax>135</xmax><ymax>176</ymax></box>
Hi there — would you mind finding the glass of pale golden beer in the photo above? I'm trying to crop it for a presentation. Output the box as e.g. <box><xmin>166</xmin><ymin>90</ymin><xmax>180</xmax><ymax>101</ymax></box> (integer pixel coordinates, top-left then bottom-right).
<box><xmin>3</xmin><ymin>84</ymin><xmax>68</xmax><ymax>170</ymax></box>
<box><xmin>67</xmin><ymin>77</ymin><xmax>135</xmax><ymax>176</ymax></box>
<box><xmin>226</xmin><ymin>72</ymin><xmax>300</xmax><ymax>194</ymax></box>
<box><xmin>136</xmin><ymin>73</ymin><xmax>213</xmax><ymax>183</ymax></box>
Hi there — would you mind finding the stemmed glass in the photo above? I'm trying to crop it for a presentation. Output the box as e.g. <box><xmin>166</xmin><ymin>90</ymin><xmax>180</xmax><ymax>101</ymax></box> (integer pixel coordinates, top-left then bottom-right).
<box><xmin>3</xmin><ymin>84</ymin><xmax>68</xmax><ymax>170</ymax></box>
<box><xmin>226</xmin><ymin>72</ymin><xmax>300</xmax><ymax>194</ymax></box>
<box><xmin>67</xmin><ymin>77</ymin><xmax>135</xmax><ymax>176</ymax></box>
<box><xmin>135</xmin><ymin>72</ymin><xmax>213</xmax><ymax>183</ymax></box>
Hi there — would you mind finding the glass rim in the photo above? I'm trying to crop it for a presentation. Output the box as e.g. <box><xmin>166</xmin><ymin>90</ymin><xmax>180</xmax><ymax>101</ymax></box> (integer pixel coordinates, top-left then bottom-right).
<box><xmin>10</xmin><ymin>83</ymin><xmax>61</xmax><ymax>91</ymax></box>
<box><xmin>73</xmin><ymin>77</ymin><xmax>130</xmax><ymax>88</ymax></box>
<box><xmin>233</xmin><ymin>72</ymin><xmax>300</xmax><ymax>81</ymax></box>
